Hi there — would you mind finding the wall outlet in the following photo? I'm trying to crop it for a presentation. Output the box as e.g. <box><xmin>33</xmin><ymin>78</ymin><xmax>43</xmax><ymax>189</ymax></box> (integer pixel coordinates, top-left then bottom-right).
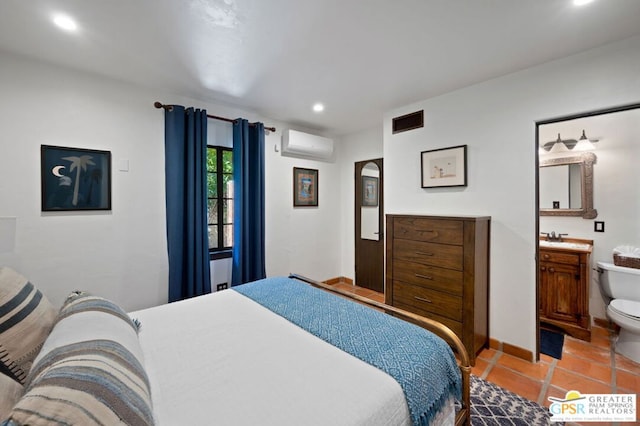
<box><xmin>594</xmin><ymin>221</ymin><xmax>605</xmax><ymax>232</ymax></box>
<box><xmin>216</xmin><ymin>283</ymin><xmax>228</xmax><ymax>291</ymax></box>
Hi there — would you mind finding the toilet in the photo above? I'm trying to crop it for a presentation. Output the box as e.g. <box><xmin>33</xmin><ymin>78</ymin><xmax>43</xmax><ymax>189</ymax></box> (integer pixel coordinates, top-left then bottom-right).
<box><xmin>597</xmin><ymin>261</ymin><xmax>640</xmax><ymax>363</ymax></box>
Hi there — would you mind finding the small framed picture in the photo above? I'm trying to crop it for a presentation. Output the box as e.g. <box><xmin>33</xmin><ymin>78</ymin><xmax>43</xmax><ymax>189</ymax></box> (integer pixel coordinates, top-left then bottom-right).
<box><xmin>41</xmin><ymin>145</ymin><xmax>112</xmax><ymax>211</ymax></box>
<box><xmin>421</xmin><ymin>145</ymin><xmax>467</xmax><ymax>188</ymax></box>
<box><xmin>362</xmin><ymin>176</ymin><xmax>378</xmax><ymax>207</ymax></box>
<box><xmin>293</xmin><ymin>167</ymin><xmax>318</xmax><ymax>207</ymax></box>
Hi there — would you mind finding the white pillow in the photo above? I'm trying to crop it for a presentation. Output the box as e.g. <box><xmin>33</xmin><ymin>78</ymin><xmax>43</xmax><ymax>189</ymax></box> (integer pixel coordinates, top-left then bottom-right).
<box><xmin>4</xmin><ymin>293</ymin><xmax>154</xmax><ymax>426</ymax></box>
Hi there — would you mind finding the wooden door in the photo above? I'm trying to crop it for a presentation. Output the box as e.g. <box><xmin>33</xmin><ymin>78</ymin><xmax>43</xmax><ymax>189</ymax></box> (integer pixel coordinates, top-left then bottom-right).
<box><xmin>355</xmin><ymin>159</ymin><xmax>384</xmax><ymax>293</ymax></box>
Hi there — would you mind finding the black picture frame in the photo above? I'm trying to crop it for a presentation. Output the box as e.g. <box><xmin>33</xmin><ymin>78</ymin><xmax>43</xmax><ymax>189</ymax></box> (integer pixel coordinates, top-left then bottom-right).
<box><xmin>362</xmin><ymin>176</ymin><xmax>378</xmax><ymax>207</ymax></box>
<box><xmin>293</xmin><ymin>167</ymin><xmax>318</xmax><ymax>207</ymax></box>
<box><xmin>41</xmin><ymin>145</ymin><xmax>112</xmax><ymax>211</ymax></box>
<box><xmin>421</xmin><ymin>145</ymin><xmax>467</xmax><ymax>188</ymax></box>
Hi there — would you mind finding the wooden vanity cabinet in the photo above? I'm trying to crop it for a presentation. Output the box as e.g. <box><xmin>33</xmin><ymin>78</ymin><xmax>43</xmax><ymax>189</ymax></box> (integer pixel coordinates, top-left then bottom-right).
<box><xmin>539</xmin><ymin>241</ymin><xmax>592</xmax><ymax>342</ymax></box>
<box><xmin>385</xmin><ymin>215</ymin><xmax>490</xmax><ymax>365</ymax></box>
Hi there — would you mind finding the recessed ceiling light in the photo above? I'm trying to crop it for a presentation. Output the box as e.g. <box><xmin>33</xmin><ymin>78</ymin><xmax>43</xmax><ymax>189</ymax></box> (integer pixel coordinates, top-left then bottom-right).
<box><xmin>573</xmin><ymin>0</ymin><xmax>594</xmax><ymax>6</ymax></box>
<box><xmin>52</xmin><ymin>13</ymin><xmax>78</xmax><ymax>32</ymax></box>
<box><xmin>312</xmin><ymin>103</ymin><xmax>324</xmax><ymax>113</ymax></box>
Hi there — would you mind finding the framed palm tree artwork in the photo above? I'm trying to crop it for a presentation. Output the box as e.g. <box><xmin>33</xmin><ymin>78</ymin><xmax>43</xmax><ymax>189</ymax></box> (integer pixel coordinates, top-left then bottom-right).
<box><xmin>41</xmin><ymin>145</ymin><xmax>111</xmax><ymax>211</ymax></box>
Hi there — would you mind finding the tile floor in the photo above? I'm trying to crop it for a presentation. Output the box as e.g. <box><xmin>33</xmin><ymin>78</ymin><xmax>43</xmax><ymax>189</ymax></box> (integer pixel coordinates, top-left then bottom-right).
<box><xmin>328</xmin><ymin>281</ymin><xmax>640</xmax><ymax>426</ymax></box>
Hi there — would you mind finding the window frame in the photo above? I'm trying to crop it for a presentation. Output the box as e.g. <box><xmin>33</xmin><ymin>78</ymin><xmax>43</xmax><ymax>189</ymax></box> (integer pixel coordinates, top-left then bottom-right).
<box><xmin>207</xmin><ymin>145</ymin><xmax>233</xmax><ymax>260</ymax></box>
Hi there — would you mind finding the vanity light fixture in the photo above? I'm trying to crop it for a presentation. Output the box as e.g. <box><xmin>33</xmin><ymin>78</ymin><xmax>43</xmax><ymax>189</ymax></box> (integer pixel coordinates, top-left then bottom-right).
<box><xmin>548</xmin><ymin>133</ymin><xmax>570</xmax><ymax>154</ymax></box>
<box><xmin>573</xmin><ymin>129</ymin><xmax>596</xmax><ymax>151</ymax></box>
<box><xmin>540</xmin><ymin>130</ymin><xmax>598</xmax><ymax>156</ymax></box>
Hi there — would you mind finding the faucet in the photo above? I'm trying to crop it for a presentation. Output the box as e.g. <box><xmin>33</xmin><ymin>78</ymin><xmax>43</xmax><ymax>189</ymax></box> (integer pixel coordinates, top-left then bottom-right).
<box><xmin>541</xmin><ymin>231</ymin><xmax>568</xmax><ymax>241</ymax></box>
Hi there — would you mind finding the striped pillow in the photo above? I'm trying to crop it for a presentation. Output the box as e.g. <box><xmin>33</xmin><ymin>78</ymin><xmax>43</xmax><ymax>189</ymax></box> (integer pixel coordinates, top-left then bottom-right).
<box><xmin>3</xmin><ymin>293</ymin><xmax>154</xmax><ymax>426</ymax></box>
<box><xmin>0</xmin><ymin>374</ymin><xmax>23</xmax><ymax>419</ymax></box>
<box><xmin>0</xmin><ymin>267</ymin><xmax>56</xmax><ymax>384</ymax></box>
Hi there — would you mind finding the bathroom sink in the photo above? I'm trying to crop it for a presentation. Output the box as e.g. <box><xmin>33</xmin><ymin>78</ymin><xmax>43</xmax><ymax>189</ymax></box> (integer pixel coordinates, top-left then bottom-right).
<box><xmin>539</xmin><ymin>240</ymin><xmax>592</xmax><ymax>250</ymax></box>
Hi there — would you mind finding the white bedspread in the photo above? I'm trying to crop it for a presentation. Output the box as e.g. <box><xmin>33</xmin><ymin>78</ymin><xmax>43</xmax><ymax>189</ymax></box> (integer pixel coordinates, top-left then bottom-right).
<box><xmin>131</xmin><ymin>290</ymin><xmax>410</xmax><ymax>425</ymax></box>
<box><xmin>131</xmin><ymin>289</ymin><xmax>452</xmax><ymax>426</ymax></box>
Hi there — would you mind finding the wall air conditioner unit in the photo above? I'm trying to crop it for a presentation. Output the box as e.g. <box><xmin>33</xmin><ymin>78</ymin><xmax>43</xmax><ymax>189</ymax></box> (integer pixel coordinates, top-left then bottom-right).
<box><xmin>281</xmin><ymin>129</ymin><xmax>334</xmax><ymax>161</ymax></box>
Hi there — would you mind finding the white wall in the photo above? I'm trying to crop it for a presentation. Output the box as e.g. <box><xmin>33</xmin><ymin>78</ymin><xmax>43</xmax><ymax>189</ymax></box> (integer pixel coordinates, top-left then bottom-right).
<box><xmin>265</xmin><ymin>137</ymin><xmax>342</xmax><ymax>282</ymax></box>
<box><xmin>382</xmin><ymin>35</ymin><xmax>640</xmax><ymax>356</ymax></box>
<box><xmin>0</xmin><ymin>52</ymin><xmax>167</xmax><ymax>312</ymax></box>
<box><xmin>0</xmin><ymin>51</ymin><xmax>342</xmax><ymax>311</ymax></box>
<box><xmin>539</xmin><ymin>107</ymin><xmax>640</xmax><ymax>320</ymax></box>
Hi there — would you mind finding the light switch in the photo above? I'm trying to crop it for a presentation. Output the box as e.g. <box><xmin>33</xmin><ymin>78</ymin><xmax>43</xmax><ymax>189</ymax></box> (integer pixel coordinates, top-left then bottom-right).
<box><xmin>594</xmin><ymin>221</ymin><xmax>605</xmax><ymax>232</ymax></box>
<box><xmin>118</xmin><ymin>159</ymin><xmax>129</xmax><ymax>172</ymax></box>
<box><xmin>0</xmin><ymin>217</ymin><xmax>16</xmax><ymax>253</ymax></box>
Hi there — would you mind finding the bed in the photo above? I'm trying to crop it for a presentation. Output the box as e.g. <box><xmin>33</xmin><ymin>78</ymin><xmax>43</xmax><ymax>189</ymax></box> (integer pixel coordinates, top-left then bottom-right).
<box><xmin>0</xmin><ymin>268</ymin><xmax>471</xmax><ymax>426</ymax></box>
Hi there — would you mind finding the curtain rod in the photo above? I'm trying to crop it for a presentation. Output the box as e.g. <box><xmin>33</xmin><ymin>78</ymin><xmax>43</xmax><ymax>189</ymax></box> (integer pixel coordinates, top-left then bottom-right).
<box><xmin>154</xmin><ymin>101</ymin><xmax>276</xmax><ymax>132</ymax></box>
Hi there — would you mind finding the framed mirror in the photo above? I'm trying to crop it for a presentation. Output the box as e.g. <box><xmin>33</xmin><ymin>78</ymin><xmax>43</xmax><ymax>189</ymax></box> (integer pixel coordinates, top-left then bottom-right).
<box><xmin>539</xmin><ymin>152</ymin><xmax>597</xmax><ymax>218</ymax></box>
<box><xmin>360</xmin><ymin>162</ymin><xmax>380</xmax><ymax>240</ymax></box>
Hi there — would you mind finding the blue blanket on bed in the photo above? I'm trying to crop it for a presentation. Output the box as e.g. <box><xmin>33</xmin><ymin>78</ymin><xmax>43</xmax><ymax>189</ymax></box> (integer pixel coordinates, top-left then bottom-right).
<box><xmin>234</xmin><ymin>276</ymin><xmax>461</xmax><ymax>426</ymax></box>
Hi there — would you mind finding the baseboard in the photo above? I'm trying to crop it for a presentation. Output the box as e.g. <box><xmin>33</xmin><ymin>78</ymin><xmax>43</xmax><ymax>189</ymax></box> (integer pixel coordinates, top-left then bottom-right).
<box><xmin>503</xmin><ymin>342</ymin><xmax>534</xmax><ymax>362</ymax></box>
<box><xmin>489</xmin><ymin>337</ymin><xmax>501</xmax><ymax>351</ymax></box>
<box><xmin>594</xmin><ymin>316</ymin><xmax>619</xmax><ymax>332</ymax></box>
<box><xmin>323</xmin><ymin>276</ymin><xmax>353</xmax><ymax>285</ymax></box>
<box><xmin>489</xmin><ymin>319</ymin><xmax>618</xmax><ymax>364</ymax></box>
<box><xmin>489</xmin><ymin>337</ymin><xmax>534</xmax><ymax>362</ymax></box>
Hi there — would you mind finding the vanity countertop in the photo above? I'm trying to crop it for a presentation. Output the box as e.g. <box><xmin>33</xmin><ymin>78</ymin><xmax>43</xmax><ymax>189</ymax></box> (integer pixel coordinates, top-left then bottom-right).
<box><xmin>539</xmin><ymin>238</ymin><xmax>593</xmax><ymax>253</ymax></box>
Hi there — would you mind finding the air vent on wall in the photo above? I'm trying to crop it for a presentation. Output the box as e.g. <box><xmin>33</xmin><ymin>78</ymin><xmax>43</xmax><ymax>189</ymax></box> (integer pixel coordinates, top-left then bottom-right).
<box><xmin>392</xmin><ymin>110</ymin><xmax>424</xmax><ymax>134</ymax></box>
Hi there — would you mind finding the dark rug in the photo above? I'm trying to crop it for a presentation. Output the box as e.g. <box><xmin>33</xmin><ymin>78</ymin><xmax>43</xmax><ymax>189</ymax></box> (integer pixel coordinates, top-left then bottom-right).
<box><xmin>540</xmin><ymin>328</ymin><xmax>564</xmax><ymax>360</ymax></box>
<box><xmin>471</xmin><ymin>375</ymin><xmax>556</xmax><ymax>425</ymax></box>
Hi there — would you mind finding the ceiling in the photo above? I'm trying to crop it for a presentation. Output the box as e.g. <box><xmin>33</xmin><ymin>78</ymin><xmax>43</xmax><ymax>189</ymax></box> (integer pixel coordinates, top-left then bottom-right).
<box><xmin>2</xmin><ymin>0</ymin><xmax>640</xmax><ymax>136</ymax></box>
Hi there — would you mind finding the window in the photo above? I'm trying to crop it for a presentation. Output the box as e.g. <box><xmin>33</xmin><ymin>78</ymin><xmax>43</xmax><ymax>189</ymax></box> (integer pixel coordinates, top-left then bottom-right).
<box><xmin>207</xmin><ymin>146</ymin><xmax>233</xmax><ymax>257</ymax></box>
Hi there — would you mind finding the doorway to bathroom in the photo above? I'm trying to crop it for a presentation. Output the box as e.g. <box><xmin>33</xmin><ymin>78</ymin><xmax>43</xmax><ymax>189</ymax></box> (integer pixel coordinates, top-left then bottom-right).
<box><xmin>535</xmin><ymin>102</ymin><xmax>640</xmax><ymax>359</ymax></box>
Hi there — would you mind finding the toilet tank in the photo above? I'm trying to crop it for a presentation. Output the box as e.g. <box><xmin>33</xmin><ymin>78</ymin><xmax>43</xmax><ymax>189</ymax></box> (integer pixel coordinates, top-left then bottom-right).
<box><xmin>597</xmin><ymin>261</ymin><xmax>640</xmax><ymax>301</ymax></box>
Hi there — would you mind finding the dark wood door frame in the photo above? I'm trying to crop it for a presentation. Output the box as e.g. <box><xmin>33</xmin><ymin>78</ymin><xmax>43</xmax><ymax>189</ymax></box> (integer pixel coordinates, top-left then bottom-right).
<box><xmin>355</xmin><ymin>158</ymin><xmax>384</xmax><ymax>293</ymax></box>
<box><xmin>535</xmin><ymin>101</ymin><xmax>640</xmax><ymax>361</ymax></box>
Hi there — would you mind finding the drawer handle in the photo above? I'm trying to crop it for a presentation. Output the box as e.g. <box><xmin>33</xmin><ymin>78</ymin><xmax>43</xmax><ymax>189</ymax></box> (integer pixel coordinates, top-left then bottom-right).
<box><xmin>414</xmin><ymin>296</ymin><xmax>433</xmax><ymax>304</ymax></box>
<box><xmin>549</xmin><ymin>267</ymin><xmax>555</xmax><ymax>273</ymax></box>
<box><xmin>543</xmin><ymin>254</ymin><xmax>550</xmax><ymax>260</ymax></box>
<box><xmin>415</xmin><ymin>251</ymin><xmax>434</xmax><ymax>256</ymax></box>
<box><xmin>415</xmin><ymin>273</ymin><xmax>433</xmax><ymax>280</ymax></box>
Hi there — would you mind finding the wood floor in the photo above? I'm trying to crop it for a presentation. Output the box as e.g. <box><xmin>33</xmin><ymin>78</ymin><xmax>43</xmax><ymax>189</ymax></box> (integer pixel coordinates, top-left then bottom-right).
<box><xmin>328</xmin><ymin>281</ymin><xmax>640</xmax><ymax>426</ymax></box>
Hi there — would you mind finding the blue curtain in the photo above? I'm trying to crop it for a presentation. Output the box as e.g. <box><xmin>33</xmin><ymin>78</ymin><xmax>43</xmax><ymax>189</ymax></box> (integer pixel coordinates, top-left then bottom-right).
<box><xmin>163</xmin><ymin>105</ymin><xmax>211</xmax><ymax>302</ymax></box>
<box><xmin>231</xmin><ymin>119</ymin><xmax>266</xmax><ymax>286</ymax></box>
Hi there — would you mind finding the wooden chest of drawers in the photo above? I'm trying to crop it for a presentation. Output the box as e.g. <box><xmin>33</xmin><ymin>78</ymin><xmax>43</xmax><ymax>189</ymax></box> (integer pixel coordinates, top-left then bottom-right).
<box><xmin>385</xmin><ymin>215</ymin><xmax>490</xmax><ymax>364</ymax></box>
